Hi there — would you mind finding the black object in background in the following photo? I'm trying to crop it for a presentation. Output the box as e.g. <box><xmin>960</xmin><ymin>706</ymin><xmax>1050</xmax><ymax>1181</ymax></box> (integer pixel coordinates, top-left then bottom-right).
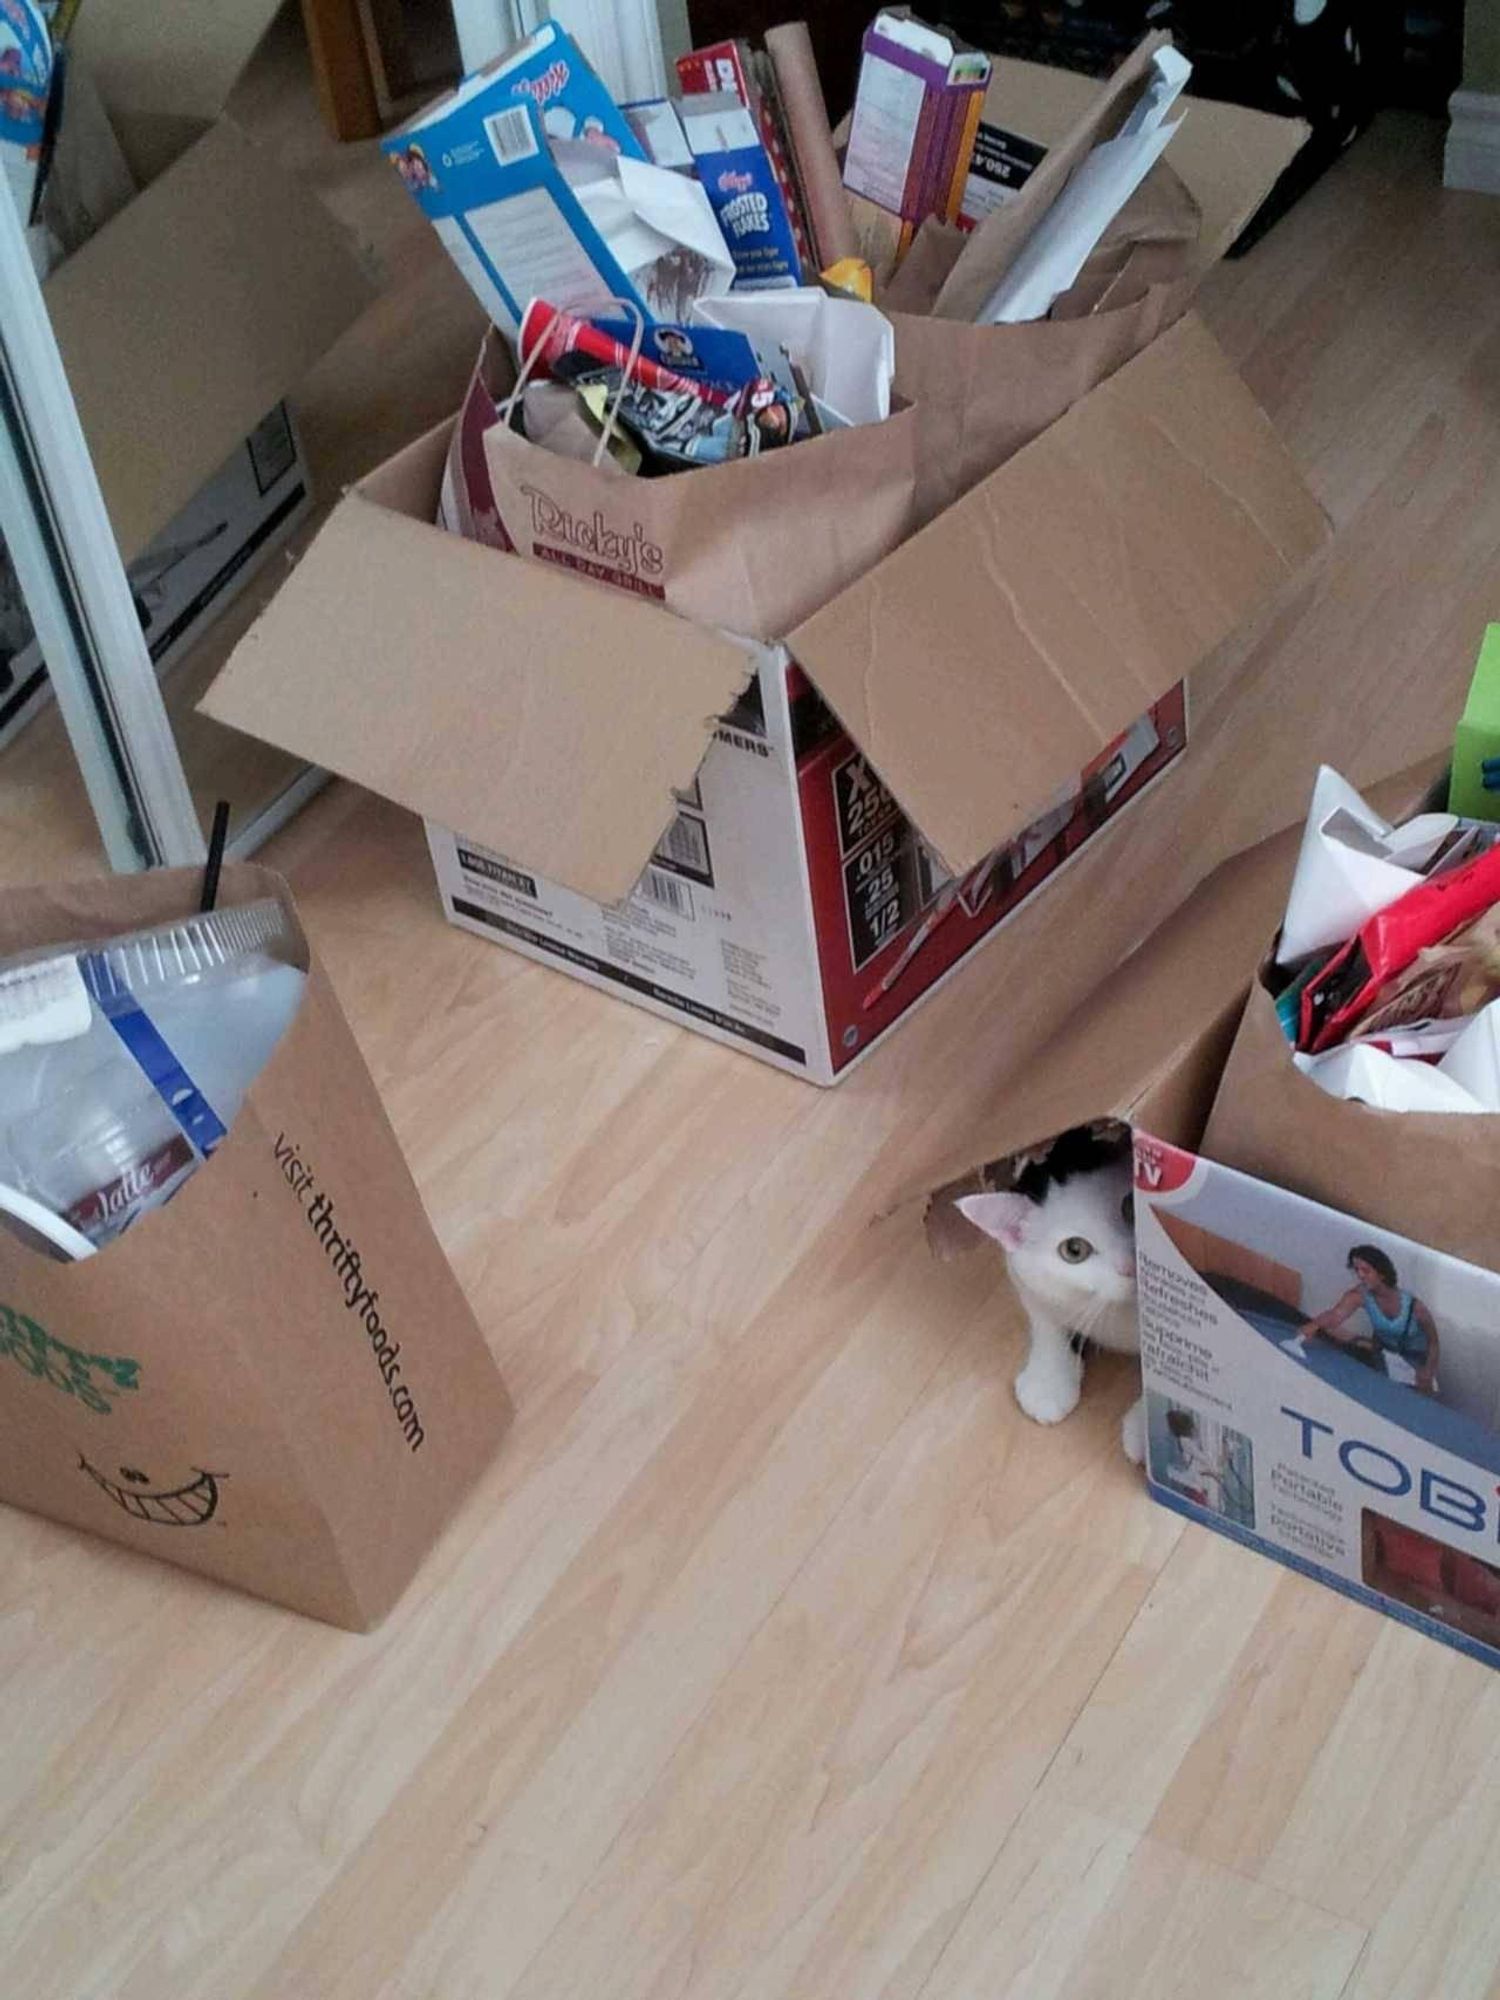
<box><xmin>200</xmin><ymin>801</ymin><xmax>231</xmax><ymax>913</ymax></box>
<box><xmin>685</xmin><ymin>2</ymin><xmax>1463</xmax><ymax>252</ymax></box>
<box><xmin>923</xmin><ymin>2</ymin><xmax>1464</xmax><ymax>251</ymax></box>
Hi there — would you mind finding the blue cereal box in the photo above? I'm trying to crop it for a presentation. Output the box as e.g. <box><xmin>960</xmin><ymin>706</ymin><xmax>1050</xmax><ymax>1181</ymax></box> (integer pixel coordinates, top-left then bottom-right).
<box><xmin>679</xmin><ymin>92</ymin><xmax>804</xmax><ymax>290</ymax></box>
<box><xmin>436</xmin><ymin>22</ymin><xmax>641</xmax><ymax>158</ymax></box>
<box><xmin>384</xmin><ymin>43</ymin><xmax>733</xmax><ymax>333</ymax></box>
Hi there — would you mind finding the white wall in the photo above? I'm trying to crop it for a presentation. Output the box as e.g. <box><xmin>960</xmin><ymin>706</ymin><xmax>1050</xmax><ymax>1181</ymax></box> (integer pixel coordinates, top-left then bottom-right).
<box><xmin>450</xmin><ymin>0</ymin><xmax>674</xmax><ymax>98</ymax></box>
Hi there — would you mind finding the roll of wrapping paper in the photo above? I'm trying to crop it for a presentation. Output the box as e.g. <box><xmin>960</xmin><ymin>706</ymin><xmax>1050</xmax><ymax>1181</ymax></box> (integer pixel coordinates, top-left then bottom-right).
<box><xmin>763</xmin><ymin>21</ymin><xmax>859</xmax><ymax>269</ymax></box>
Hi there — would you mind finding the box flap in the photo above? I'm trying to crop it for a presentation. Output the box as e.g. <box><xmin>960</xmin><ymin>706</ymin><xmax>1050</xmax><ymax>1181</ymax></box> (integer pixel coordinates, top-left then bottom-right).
<box><xmin>45</xmin><ymin>120</ymin><xmax>379</xmax><ymax>562</ymax></box>
<box><xmin>789</xmin><ymin>314</ymin><xmax>1330</xmax><ymax>876</ymax></box>
<box><xmin>200</xmin><ymin>426</ymin><xmax>755</xmax><ymax>906</ymax></box>
<box><xmin>70</xmin><ymin>0</ymin><xmax>285</xmax><ymax>135</ymax></box>
<box><xmin>982</xmin><ymin>57</ymin><xmax>1307</xmax><ymax>271</ymax></box>
<box><xmin>914</xmin><ymin>759</ymin><xmax>1442</xmax><ymax>1255</ymax></box>
<box><xmin>1165</xmin><ymin>94</ymin><xmax>1309</xmax><ymax>268</ymax></box>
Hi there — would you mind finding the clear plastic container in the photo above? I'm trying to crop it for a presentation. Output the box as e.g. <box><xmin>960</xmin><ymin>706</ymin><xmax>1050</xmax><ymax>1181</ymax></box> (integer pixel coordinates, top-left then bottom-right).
<box><xmin>0</xmin><ymin>901</ymin><xmax>305</xmax><ymax>1254</ymax></box>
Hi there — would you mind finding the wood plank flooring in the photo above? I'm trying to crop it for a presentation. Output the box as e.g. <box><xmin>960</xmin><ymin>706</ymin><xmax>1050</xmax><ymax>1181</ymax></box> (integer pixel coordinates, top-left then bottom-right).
<box><xmin>4</xmin><ymin>98</ymin><xmax>1500</xmax><ymax>2000</ymax></box>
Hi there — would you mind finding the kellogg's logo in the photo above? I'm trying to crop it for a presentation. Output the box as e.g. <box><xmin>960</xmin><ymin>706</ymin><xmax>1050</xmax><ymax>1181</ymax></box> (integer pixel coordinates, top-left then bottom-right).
<box><xmin>512</xmin><ymin>59</ymin><xmax>569</xmax><ymax>108</ymax></box>
<box><xmin>717</xmin><ymin>169</ymin><xmax>754</xmax><ymax>194</ymax></box>
<box><xmin>521</xmin><ymin>488</ymin><xmax>665</xmax><ymax>586</ymax></box>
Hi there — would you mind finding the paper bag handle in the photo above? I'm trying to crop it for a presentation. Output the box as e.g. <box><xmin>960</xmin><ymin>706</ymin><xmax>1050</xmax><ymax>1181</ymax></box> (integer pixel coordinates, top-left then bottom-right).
<box><xmin>502</xmin><ymin>298</ymin><xmax>647</xmax><ymax>470</ymax></box>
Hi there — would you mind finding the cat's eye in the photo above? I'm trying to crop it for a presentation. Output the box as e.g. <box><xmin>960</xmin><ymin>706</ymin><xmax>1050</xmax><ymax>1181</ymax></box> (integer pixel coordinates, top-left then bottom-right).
<box><xmin>1058</xmin><ymin>1236</ymin><xmax>1094</xmax><ymax>1264</ymax></box>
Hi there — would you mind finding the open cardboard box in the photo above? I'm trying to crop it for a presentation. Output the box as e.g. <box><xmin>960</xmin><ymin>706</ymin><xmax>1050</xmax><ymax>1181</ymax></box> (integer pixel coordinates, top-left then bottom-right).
<box><xmin>42</xmin><ymin>1</ymin><xmax>379</xmax><ymax>566</ymax></box>
<box><xmin>202</xmin><ymin>305</ymin><xmax>1336</xmax><ymax>1082</ymax></box>
<box><xmin>918</xmin><ymin>754</ymin><xmax>1500</xmax><ymax>1679</ymax></box>
<box><xmin>918</xmin><ymin>759</ymin><xmax>1444</xmax><ymax>1249</ymax></box>
<box><xmin>198</xmin><ymin>61</ymin><xmax>1378</xmax><ymax>1083</ymax></box>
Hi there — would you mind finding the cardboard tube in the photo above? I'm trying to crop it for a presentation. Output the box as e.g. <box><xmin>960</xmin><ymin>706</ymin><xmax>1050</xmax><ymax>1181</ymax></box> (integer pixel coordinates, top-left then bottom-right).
<box><xmin>764</xmin><ymin>21</ymin><xmax>859</xmax><ymax>269</ymax></box>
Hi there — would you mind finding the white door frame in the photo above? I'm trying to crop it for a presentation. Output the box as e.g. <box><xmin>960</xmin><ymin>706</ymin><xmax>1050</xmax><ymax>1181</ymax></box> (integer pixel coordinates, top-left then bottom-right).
<box><xmin>450</xmin><ymin>0</ymin><xmax>672</xmax><ymax>103</ymax></box>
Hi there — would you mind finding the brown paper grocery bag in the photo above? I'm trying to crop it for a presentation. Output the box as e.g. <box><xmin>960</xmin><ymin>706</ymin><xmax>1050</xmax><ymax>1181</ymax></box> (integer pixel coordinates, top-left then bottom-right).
<box><xmin>1047</xmin><ymin>160</ymin><xmax>1201</xmax><ymax>319</ymax></box>
<box><xmin>878</xmin><ymin>145</ymin><xmax>1199</xmax><ymax>526</ymax></box>
<box><xmin>0</xmin><ymin>864</ymin><xmax>510</xmax><ymax>1628</ymax></box>
<box><xmin>933</xmin><ymin>31</ymin><xmax>1172</xmax><ymax>323</ymax></box>
<box><xmin>1204</xmin><ymin>974</ymin><xmax>1500</xmax><ymax>1274</ymax></box>
<box><xmin>482</xmin><ymin>386</ymin><xmax>919</xmax><ymax>643</ymax></box>
<box><xmin>891</xmin><ymin>280</ymin><xmax>1190</xmax><ymax>525</ymax></box>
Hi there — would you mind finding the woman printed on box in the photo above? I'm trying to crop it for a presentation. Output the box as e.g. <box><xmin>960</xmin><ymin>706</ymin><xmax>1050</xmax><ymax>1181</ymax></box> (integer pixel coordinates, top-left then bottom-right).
<box><xmin>1290</xmin><ymin>1245</ymin><xmax>1441</xmax><ymax>1394</ymax></box>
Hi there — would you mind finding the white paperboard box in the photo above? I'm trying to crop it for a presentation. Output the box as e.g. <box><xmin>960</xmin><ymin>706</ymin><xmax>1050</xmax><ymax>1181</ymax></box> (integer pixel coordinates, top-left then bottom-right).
<box><xmin>1135</xmin><ymin>1134</ymin><xmax>1500</xmax><ymax>1673</ymax></box>
<box><xmin>429</xmin><ymin>649</ymin><xmax>1186</xmax><ymax>1083</ymax></box>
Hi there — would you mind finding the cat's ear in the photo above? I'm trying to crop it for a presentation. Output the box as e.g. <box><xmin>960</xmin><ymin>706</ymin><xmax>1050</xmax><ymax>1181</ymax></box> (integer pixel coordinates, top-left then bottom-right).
<box><xmin>955</xmin><ymin>1190</ymin><xmax>1034</xmax><ymax>1251</ymax></box>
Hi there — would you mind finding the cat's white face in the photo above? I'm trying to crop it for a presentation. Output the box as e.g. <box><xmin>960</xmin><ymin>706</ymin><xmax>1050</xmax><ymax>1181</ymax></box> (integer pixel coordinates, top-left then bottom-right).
<box><xmin>957</xmin><ymin>1158</ymin><xmax>1136</xmax><ymax>1329</ymax></box>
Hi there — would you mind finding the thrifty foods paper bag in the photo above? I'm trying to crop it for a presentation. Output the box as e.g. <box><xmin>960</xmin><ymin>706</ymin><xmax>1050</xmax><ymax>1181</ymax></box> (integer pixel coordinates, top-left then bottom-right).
<box><xmin>0</xmin><ymin>864</ymin><xmax>510</xmax><ymax>1629</ymax></box>
<box><xmin>482</xmin><ymin>354</ymin><xmax>919</xmax><ymax>641</ymax></box>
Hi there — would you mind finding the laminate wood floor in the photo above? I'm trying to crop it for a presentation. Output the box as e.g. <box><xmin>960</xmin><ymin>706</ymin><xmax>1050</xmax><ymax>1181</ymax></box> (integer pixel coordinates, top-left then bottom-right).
<box><xmin>5</xmin><ymin>103</ymin><xmax>1500</xmax><ymax>2000</ymax></box>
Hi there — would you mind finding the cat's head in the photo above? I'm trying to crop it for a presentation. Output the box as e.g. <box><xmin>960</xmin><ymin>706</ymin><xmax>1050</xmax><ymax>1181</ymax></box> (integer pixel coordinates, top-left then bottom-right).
<box><xmin>955</xmin><ymin>1141</ymin><xmax>1135</xmax><ymax>1322</ymax></box>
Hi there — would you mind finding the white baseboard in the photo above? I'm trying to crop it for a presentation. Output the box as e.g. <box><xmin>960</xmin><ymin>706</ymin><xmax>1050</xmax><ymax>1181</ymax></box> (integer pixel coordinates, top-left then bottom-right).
<box><xmin>1445</xmin><ymin>88</ymin><xmax>1500</xmax><ymax>194</ymax></box>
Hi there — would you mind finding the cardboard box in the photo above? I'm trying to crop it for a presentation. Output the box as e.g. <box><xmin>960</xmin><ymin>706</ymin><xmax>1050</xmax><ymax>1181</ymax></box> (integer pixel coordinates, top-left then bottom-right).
<box><xmin>427</xmin><ymin>669</ymin><xmax>1186</xmax><ymax>1083</ymax></box>
<box><xmin>0</xmin><ymin>402</ymin><xmax>311</xmax><ymax>751</ymax></box>
<box><xmin>918</xmin><ymin>760</ymin><xmax>1443</xmax><ymax>1251</ymax></box>
<box><xmin>914</xmin><ymin>761</ymin><xmax>1489</xmax><ymax>1672</ymax></box>
<box><xmin>679</xmin><ymin>91</ymin><xmax>805</xmax><ymax>291</ymax></box>
<box><xmin>1134</xmin><ymin>1134</ymin><xmax>1500</xmax><ymax>1672</ymax></box>
<box><xmin>0</xmin><ymin>863</ymin><xmax>511</xmax><ymax>1628</ymax></box>
<box><xmin>42</xmin><ymin>2</ymin><xmax>378</xmax><ymax>565</ymax></box>
<box><xmin>962</xmin><ymin>50</ymin><xmax>1306</xmax><ymax>281</ymax></box>
<box><xmin>201</xmin><ymin>306</ymin><xmax>1339</xmax><ymax>1082</ymax></box>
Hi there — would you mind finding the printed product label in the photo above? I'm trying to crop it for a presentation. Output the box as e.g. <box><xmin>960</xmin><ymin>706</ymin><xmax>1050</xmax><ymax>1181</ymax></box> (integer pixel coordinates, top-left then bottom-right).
<box><xmin>427</xmin><ymin>654</ymin><xmax>828</xmax><ymax>1077</ymax></box>
<box><xmin>960</xmin><ymin>122</ymin><xmax>1046</xmax><ymax>227</ymax></box>
<box><xmin>1137</xmin><ymin>1137</ymin><xmax>1500</xmax><ymax>1673</ymax></box>
<box><xmin>798</xmin><ymin>682</ymin><xmax>1189</xmax><ymax>1072</ymax></box>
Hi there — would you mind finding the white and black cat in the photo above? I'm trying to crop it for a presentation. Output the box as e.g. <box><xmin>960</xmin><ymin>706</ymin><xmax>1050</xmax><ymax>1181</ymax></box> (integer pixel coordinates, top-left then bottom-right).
<box><xmin>956</xmin><ymin>1129</ymin><xmax>1144</xmax><ymax>1463</ymax></box>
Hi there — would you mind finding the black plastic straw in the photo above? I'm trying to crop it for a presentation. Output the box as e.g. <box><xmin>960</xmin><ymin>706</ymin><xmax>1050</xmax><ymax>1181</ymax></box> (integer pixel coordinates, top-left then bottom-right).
<box><xmin>200</xmin><ymin>801</ymin><xmax>231</xmax><ymax>912</ymax></box>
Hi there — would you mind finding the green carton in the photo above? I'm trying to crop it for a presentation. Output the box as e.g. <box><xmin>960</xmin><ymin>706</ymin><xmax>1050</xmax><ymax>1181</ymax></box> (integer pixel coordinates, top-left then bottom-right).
<box><xmin>1449</xmin><ymin>625</ymin><xmax>1500</xmax><ymax>821</ymax></box>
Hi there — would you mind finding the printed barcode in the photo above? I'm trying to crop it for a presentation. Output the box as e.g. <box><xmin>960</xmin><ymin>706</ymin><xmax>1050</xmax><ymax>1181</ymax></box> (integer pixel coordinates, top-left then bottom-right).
<box><xmin>658</xmin><ymin>813</ymin><xmax>710</xmax><ymax>877</ymax></box>
<box><xmin>638</xmin><ymin>869</ymin><xmax>693</xmax><ymax>919</ymax></box>
<box><xmin>485</xmin><ymin>104</ymin><xmax>538</xmax><ymax>164</ymax></box>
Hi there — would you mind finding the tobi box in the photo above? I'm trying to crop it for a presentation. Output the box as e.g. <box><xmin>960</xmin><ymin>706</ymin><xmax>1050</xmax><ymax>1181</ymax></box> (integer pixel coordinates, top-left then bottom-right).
<box><xmin>1134</xmin><ymin>1135</ymin><xmax>1500</xmax><ymax>1673</ymax></box>
<box><xmin>200</xmin><ymin>311</ymin><xmax>1342</xmax><ymax>1084</ymax></box>
<box><xmin>0</xmin><ymin>865</ymin><xmax>510</xmax><ymax>1629</ymax></box>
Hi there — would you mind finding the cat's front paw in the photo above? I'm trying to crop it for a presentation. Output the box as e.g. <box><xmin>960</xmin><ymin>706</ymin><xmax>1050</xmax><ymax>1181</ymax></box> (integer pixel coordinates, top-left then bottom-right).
<box><xmin>1015</xmin><ymin>1360</ymin><xmax>1082</xmax><ymax>1427</ymax></box>
<box><xmin>1120</xmin><ymin>1396</ymin><xmax>1146</xmax><ymax>1466</ymax></box>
